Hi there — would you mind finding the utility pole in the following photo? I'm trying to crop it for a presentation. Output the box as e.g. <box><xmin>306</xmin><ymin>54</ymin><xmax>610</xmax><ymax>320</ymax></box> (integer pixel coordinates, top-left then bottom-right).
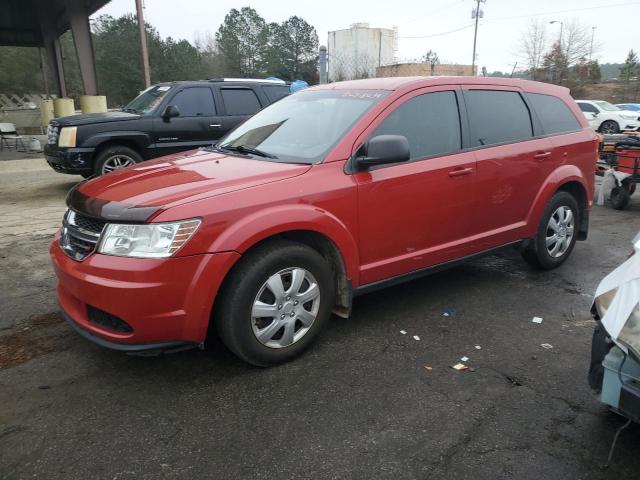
<box><xmin>135</xmin><ymin>0</ymin><xmax>151</xmax><ymax>89</ymax></box>
<box><xmin>588</xmin><ymin>26</ymin><xmax>597</xmax><ymax>80</ymax></box>
<box><xmin>471</xmin><ymin>0</ymin><xmax>485</xmax><ymax>75</ymax></box>
<box><xmin>549</xmin><ymin>20</ymin><xmax>564</xmax><ymax>84</ymax></box>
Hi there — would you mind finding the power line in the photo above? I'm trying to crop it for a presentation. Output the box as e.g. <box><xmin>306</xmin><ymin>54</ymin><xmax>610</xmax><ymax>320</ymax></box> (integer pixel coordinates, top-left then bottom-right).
<box><xmin>392</xmin><ymin>23</ymin><xmax>475</xmax><ymax>39</ymax></box>
<box><xmin>484</xmin><ymin>1</ymin><xmax>640</xmax><ymax>23</ymax></box>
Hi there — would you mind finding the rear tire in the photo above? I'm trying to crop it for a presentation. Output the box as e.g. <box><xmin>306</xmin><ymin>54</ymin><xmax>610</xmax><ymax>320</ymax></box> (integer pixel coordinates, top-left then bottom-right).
<box><xmin>94</xmin><ymin>145</ymin><xmax>142</xmax><ymax>176</ymax></box>
<box><xmin>214</xmin><ymin>240</ymin><xmax>335</xmax><ymax>367</ymax></box>
<box><xmin>522</xmin><ymin>191</ymin><xmax>580</xmax><ymax>270</ymax></box>
<box><xmin>610</xmin><ymin>184</ymin><xmax>631</xmax><ymax>210</ymax></box>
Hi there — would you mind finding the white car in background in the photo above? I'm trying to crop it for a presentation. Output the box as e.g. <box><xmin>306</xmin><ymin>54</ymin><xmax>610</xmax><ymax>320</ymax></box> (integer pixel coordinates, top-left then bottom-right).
<box><xmin>576</xmin><ymin>100</ymin><xmax>640</xmax><ymax>134</ymax></box>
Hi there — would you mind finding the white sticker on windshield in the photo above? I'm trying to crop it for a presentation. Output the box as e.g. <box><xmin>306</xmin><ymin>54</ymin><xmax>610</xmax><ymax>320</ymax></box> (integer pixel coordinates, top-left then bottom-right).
<box><xmin>157</xmin><ymin>86</ymin><xmax>170</xmax><ymax>92</ymax></box>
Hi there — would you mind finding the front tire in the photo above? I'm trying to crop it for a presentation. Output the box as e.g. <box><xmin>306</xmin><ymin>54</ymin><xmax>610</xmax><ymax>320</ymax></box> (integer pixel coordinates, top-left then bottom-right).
<box><xmin>94</xmin><ymin>145</ymin><xmax>142</xmax><ymax>176</ymax></box>
<box><xmin>214</xmin><ymin>240</ymin><xmax>335</xmax><ymax>366</ymax></box>
<box><xmin>522</xmin><ymin>191</ymin><xmax>580</xmax><ymax>270</ymax></box>
<box><xmin>599</xmin><ymin>120</ymin><xmax>620</xmax><ymax>134</ymax></box>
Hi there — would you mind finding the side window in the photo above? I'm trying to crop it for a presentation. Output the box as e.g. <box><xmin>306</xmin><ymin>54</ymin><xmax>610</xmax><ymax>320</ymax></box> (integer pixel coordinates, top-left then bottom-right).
<box><xmin>577</xmin><ymin>102</ymin><xmax>598</xmax><ymax>113</ymax></box>
<box><xmin>170</xmin><ymin>88</ymin><xmax>215</xmax><ymax>116</ymax></box>
<box><xmin>221</xmin><ymin>88</ymin><xmax>262</xmax><ymax>115</ymax></box>
<box><xmin>465</xmin><ymin>90</ymin><xmax>533</xmax><ymax>146</ymax></box>
<box><xmin>262</xmin><ymin>85</ymin><xmax>291</xmax><ymax>103</ymax></box>
<box><xmin>527</xmin><ymin>93</ymin><xmax>582</xmax><ymax>134</ymax></box>
<box><xmin>372</xmin><ymin>91</ymin><xmax>461</xmax><ymax>160</ymax></box>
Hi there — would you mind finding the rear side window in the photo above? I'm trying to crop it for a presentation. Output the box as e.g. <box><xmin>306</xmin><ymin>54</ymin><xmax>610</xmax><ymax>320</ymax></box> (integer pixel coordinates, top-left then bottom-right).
<box><xmin>465</xmin><ymin>90</ymin><xmax>533</xmax><ymax>147</ymax></box>
<box><xmin>170</xmin><ymin>87</ymin><xmax>215</xmax><ymax>116</ymax></box>
<box><xmin>577</xmin><ymin>102</ymin><xmax>598</xmax><ymax>113</ymax></box>
<box><xmin>221</xmin><ymin>88</ymin><xmax>262</xmax><ymax>115</ymax></box>
<box><xmin>262</xmin><ymin>85</ymin><xmax>290</xmax><ymax>103</ymax></box>
<box><xmin>373</xmin><ymin>91</ymin><xmax>462</xmax><ymax>160</ymax></box>
<box><xmin>527</xmin><ymin>93</ymin><xmax>581</xmax><ymax>135</ymax></box>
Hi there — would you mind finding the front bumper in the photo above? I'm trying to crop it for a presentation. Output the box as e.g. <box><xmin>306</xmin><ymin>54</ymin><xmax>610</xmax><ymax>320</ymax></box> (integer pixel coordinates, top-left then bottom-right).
<box><xmin>50</xmin><ymin>234</ymin><xmax>240</xmax><ymax>349</ymax></box>
<box><xmin>44</xmin><ymin>144</ymin><xmax>95</xmax><ymax>175</ymax></box>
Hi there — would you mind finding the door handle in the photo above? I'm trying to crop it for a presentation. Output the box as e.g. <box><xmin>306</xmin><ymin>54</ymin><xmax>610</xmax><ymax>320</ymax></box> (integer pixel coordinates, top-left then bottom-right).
<box><xmin>209</xmin><ymin>124</ymin><xmax>222</xmax><ymax>128</ymax></box>
<box><xmin>448</xmin><ymin>167</ymin><xmax>473</xmax><ymax>178</ymax></box>
<box><xmin>533</xmin><ymin>151</ymin><xmax>552</xmax><ymax>161</ymax></box>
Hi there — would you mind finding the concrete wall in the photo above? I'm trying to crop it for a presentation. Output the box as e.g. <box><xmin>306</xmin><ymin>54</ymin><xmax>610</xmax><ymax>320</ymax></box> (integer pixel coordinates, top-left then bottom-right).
<box><xmin>376</xmin><ymin>63</ymin><xmax>475</xmax><ymax>77</ymax></box>
<box><xmin>328</xmin><ymin>23</ymin><xmax>397</xmax><ymax>81</ymax></box>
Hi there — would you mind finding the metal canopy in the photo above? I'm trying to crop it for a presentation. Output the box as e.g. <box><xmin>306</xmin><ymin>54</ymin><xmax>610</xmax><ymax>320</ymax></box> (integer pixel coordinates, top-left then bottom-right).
<box><xmin>0</xmin><ymin>0</ymin><xmax>110</xmax><ymax>47</ymax></box>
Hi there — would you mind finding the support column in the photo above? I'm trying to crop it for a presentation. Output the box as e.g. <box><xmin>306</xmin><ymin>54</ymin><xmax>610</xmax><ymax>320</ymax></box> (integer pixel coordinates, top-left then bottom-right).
<box><xmin>67</xmin><ymin>0</ymin><xmax>98</xmax><ymax>95</ymax></box>
<box><xmin>37</xmin><ymin>3</ymin><xmax>67</xmax><ymax>98</ymax></box>
<box><xmin>43</xmin><ymin>34</ymin><xmax>67</xmax><ymax>98</ymax></box>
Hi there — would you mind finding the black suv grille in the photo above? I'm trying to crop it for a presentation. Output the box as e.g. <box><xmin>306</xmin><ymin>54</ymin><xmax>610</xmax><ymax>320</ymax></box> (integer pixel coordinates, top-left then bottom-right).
<box><xmin>60</xmin><ymin>210</ymin><xmax>106</xmax><ymax>261</ymax></box>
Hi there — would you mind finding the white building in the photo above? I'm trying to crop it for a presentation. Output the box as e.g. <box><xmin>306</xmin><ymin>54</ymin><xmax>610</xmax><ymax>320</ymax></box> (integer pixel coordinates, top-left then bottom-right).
<box><xmin>328</xmin><ymin>23</ymin><xmax>398</xmax><ymax>82</ymax></box>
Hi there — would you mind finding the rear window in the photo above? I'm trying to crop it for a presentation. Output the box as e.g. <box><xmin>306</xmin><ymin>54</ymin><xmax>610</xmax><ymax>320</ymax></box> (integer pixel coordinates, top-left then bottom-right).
<box><xmin>262</xmin><ymin>85</ymin><xmax>290</xmax><ymax>103</ymax></box>
<box><xmin>221</xmin><ymin>88</ymin><xmax>262</xmax><ymax>115</ymax></box>
<box><xmin>526</xmin><ymin>93</ymin><xmax>581</xmax><ymax>135</ymax></box>
<box><xmin>465</xmin><ymin>90</ymin><xmax>533</xmax><ymax>147</ymax></box>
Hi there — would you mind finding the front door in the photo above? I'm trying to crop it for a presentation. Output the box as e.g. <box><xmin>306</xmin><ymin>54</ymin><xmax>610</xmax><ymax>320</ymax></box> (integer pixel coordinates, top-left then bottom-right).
<box><xmin>153</xmin><ymin>86</ymin><xmax>221</xmax><ymax>157</ymax></box>
<box><xmin>354</xmin><ymin>88</ymin><xmax>477</xmax><ymax>285</ymax></box>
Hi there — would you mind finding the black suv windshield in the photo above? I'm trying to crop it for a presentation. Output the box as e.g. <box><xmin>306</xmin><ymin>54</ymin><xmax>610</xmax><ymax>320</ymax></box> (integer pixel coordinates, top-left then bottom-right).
<box><xmin>217</xmin><ymin>89</ymin><xmax>388</xmax><ymax>164</ymax></box>
<box><xmin>123</xmin><ymin>85</ymin><xmax>172</xmax><ymax>114</ymax></box>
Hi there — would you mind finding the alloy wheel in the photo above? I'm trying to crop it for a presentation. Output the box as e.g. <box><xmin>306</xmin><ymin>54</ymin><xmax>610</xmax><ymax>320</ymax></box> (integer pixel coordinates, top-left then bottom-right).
<box><xmin>101</xmin><ymin>154</ymin><xmax>136</xmax><ymax>174</ymax></box>
<box><xmin>251</xmin><ymin>267</ymin><xmax>321</xmax><ymax>349</ymax></box>
<box><xmin>545</xmin><ymin>206</ymin><xmax>575</xmax><ymax>258</ymax></box>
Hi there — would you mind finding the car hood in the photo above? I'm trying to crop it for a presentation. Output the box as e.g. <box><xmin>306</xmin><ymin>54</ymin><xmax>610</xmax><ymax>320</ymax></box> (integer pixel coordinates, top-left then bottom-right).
<box><xmin>69</xmin><ymin>149</ymin><xmax>312</xmax><ymax>221</ymax></box>
<box><xmin>53</xmin><ymin>111</ymin><xmax>141</xmax><ymax>127</ymax></box>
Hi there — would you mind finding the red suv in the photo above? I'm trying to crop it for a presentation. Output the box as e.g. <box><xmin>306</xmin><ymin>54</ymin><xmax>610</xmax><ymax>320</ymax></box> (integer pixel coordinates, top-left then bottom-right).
<box><xmin>51</xmin><ymin>77</ymin><xmax>597</xmax><ymax>366</ymax></box>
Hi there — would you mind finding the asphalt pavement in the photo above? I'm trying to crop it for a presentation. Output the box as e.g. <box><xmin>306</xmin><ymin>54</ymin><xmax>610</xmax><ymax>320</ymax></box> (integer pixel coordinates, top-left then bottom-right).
<box><xmin>1</xmin><ymin>158</ymin><xmax>639</xmax><ymax>480</ymax></box>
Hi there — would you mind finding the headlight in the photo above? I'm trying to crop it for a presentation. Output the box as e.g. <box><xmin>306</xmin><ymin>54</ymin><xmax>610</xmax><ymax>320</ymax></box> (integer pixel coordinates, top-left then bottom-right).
<box><xmin>58</xmin><ymin>127</ymin><xmax>77</xmax><ymax>147</ymax></box>
<box><xmin>595</xmin><ymin>287</ymin><xmax>618</xmax><ymax>318</ymax></box>
<box><xmin>622</xmin><ymin>114</ymin><xmax>637</xmax><ymax>120</ymax></box>
<box><xmin>619</xmin><ymin>304</ymin><xmax>640</xmax><ymax>358</ymax></box>
<box><xmin>98</xmin><ymin>219</ymin><xmax>201</xmax><ymax>258</ymax></box>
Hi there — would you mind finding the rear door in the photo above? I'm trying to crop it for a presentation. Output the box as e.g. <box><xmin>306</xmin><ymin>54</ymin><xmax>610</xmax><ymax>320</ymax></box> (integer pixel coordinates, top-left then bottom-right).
<box><xmin>461</xmin><ymin>87</ymin><xmax>555</xmax><ymax>249</ymax></box>
<box><xmin>152</xmin><ymin>86</ymin><xmax>220</xmax><ymax>157</ymax></box>
<box><xmin>217</xmin><ymin>87</ymin><xmax>264</xmax><ymax>136</ymax></box>
<box><xmin>354</xmin><ymin>86</ymin><xmax>478</xmax><ymax>285</ymax></box>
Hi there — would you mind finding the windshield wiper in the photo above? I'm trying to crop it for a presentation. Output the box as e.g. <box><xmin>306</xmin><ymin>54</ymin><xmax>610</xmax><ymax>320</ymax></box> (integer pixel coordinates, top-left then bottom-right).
<box><xmin>122</xmin><ymin>107</ymin><xmax>138</xmax><ymax>114</ymax></box>
<box><xmin>217</xmin><ymin>144</ymin><xmax>277</xmax><ymax>159</ymax></box>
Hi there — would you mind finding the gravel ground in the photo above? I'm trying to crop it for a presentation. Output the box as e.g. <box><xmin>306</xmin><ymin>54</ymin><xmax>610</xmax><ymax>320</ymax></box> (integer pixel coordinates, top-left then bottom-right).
<box><xmin>0</xmin><ymin>158</ymin><xmax>639</xmax><ymax>480</ymax></box>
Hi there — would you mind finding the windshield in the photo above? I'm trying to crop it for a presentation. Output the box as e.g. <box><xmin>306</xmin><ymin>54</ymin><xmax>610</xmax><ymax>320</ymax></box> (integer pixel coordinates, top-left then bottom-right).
<box><xmin>595</xmin><ymin>101</ymin><xmax>621</xmax><ymax>112</ymax></box>
<box><xmin>217</xmin><ymin>89</ymin><xmax>388</xmax><ymax>164</ymax></box>
<box><xmin>123</xmin><ymin>85</ymin><xmax>172</xmax><ymax>114</ymax></box>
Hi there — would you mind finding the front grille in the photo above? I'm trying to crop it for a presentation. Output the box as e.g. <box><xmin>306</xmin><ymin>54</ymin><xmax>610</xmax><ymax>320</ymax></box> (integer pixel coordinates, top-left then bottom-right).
<box><xmin>60</xmin><ymin>210</ymin><xmax>106</xmax><ymax>261</ymax></box>
<box><xmin>87</xmin><ymin>306</ymin><xmax>133</xmax><ymax>333</ymax></box>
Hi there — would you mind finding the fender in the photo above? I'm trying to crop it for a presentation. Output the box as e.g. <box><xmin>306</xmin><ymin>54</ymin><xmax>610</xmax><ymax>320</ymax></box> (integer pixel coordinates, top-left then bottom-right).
<box><xmin>83</xmin><ymin>131</ymin><xmax>152</xmax><ymax>152</ymax></box>
<box><xmin>209</xmin><ymin>204</ymin><xmax>361</xmax><ymax>286</ymax></box>
<box><xmin>525</xmin><ymin>164</ymin><xmax>590</xmax><ymax>237</ymax></box>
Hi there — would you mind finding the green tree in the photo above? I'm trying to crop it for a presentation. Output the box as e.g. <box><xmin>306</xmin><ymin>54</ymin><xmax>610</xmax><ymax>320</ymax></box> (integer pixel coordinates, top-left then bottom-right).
<box><xmin>0</xmin><ymin>47</ymin><xmax>43</xmax><ymax>93</ymax></box>
<box><xmin>267</xmin><ymin>16</ymin><xmax>318</xmax><ymax>82</ymax></box>
<box><xmin>215</xmin><ymin>7</ymin><xmax>270</xmax><ymax>77</ymax></box>
<box><xmin>620</xmin><ymin>49</ymin><xmax>638</xmax><ymax>82</ymax></box>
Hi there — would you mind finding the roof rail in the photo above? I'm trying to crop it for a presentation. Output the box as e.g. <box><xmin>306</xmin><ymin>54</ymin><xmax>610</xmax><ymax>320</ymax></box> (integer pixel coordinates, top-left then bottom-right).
<box><xmin>208</xmin><ymin>78</ymin><xmax>287</xmax><ymax>84</ymax></box>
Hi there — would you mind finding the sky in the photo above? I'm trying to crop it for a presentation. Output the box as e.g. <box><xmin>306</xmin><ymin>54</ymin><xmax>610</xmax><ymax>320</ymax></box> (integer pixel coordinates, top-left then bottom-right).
<box><xmin>95</xmin><ymin>0</ymin><xmax>639</xmax><ymax>73</ymax></box>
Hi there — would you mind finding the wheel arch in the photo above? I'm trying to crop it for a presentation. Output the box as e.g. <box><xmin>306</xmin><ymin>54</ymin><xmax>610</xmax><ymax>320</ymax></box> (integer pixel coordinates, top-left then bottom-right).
<box><xmin>527</xmin><ymin>166</ymin><xmax>590</xmax><ymax>240</ymax></box>
<box><xmin>85</xmin><ymin>132</ymin><xmax>151</xmax><ymax>160</ymax></box>
<box><xmin>207</xmin><ymin>205</ymin><xmax>360</xmax><ymax>319</ymax></box>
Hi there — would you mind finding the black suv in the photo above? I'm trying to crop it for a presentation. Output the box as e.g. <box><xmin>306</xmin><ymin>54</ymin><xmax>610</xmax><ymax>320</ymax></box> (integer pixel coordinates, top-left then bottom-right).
<box><xmin>44</xmin><ymin>79</ymin><xmax>291</xmax><ymax>177</ymax></box>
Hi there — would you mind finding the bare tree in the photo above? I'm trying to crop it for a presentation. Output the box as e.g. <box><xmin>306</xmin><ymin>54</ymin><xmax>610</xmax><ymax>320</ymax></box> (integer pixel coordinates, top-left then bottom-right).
<box><xmin>421</xmin><ymin>50</ymin><xmax>440</xmax><ymax>75</ymax></box>
<box><xmin>519</xmin><ymin>19</ymin><xmax>547</xmax><ymax>80</ymax></box>
<box><xmin>562</xmin><ymin>19</ymin><xmax>594</xmax><ymax>67</ymax></box>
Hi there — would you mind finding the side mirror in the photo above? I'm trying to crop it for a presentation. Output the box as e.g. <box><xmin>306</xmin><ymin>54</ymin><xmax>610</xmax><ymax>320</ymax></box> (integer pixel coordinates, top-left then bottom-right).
<box><xmin>162</xmin><ymin>105</ymin><xmax>180</xmax><ymax>120</ymax></box>
<box><xmin>355</xmin><ymin>135</ymin><xmax>410</xmax><ymax>170</ymax></box>
<box><xmin>593</xmin><ymin>111</ymin><xmax>599</xmax><ymax>117</ymax></box>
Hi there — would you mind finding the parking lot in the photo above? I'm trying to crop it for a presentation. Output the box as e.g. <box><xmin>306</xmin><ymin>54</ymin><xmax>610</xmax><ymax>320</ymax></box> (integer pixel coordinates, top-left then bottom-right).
<box><xmin>1</xmin><ymin>156</ymin><xmax>639</xmax><ymax>480</ymax></box>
